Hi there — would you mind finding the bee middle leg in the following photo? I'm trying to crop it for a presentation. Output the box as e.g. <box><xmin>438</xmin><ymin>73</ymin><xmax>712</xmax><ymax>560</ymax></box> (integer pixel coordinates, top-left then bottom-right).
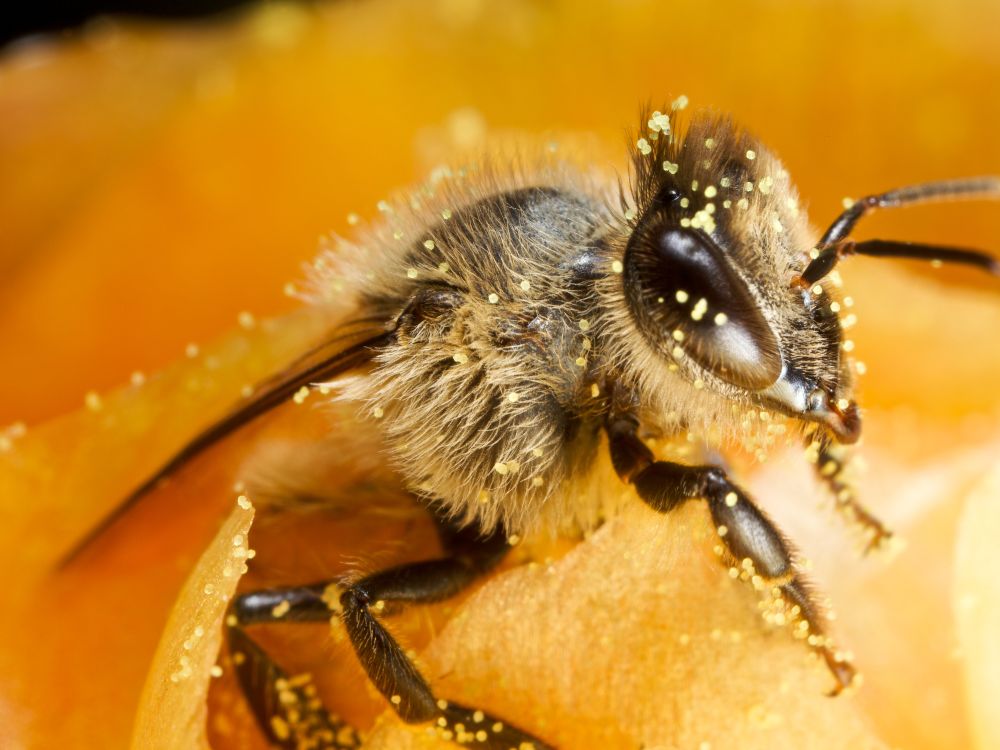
<box><xmin>606</xmin><ymin>410</ymin><xmax>858</xmax><ymax>695</ymax></box>
<box><xmin>227</xmin><ymin>512</ymin><xmax>552</xmax><ymax>749</ymax></box>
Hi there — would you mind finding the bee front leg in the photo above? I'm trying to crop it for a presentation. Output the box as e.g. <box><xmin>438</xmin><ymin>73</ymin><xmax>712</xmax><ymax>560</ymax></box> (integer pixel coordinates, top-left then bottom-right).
<box><xmin>227</xmin><ymin>515</ymin><xmax>552</xmax><ymax>749</ymax></box>
<box><xmin>606</xmin><ymin>411</ymin><xmax>858</xmax><ymax>695</ymax></box>
<box><xmin>807</xmin><ymin>432</ymin><xmax>893</xmax><ymax>553</ymax></box>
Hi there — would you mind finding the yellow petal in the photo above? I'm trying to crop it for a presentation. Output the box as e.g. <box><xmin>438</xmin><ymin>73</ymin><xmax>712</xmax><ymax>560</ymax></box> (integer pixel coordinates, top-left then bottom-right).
<box><xmin>954</xmin><ymin>463</ymin><xmax>1000</xmax><ymax>750</ymax></box>
<box><xmin>130</xmin><ymin>500</ymin><xmax>254</xmax><ymax>750</ymax></box>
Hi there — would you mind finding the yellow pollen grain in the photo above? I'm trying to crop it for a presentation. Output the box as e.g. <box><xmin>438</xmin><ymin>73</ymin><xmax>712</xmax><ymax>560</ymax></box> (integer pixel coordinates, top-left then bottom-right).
<box><xmin>737</xmin><ymin>197</ymin><xmax>749</xmax><ymax>209</ymax></box>
<box><xmin>744</xmin><ymin>181</ymin><xmax>754</xmax><ymax>192</ymax></box>
<box><xmin>346</xmin><ymin>212</ymin><xmax>360</xmax><ymax>225</ymax></box>
<box><xmin>679</xmin><ymin>197</ymin><xmax>690</xmax><ymax>208</ymax></box>
<box><xmin>718</xmin><ymin>525</ymin><xmax>729</xmax><ymax>537</ymax></box>
<box><xmin>270</xmin><ymin>716</ymin><xmax>290</xmax><ymax>740</ymax></box>
<box><xmin>714</xmin><ymin>312</ymin><xmax>728</xmax><ymax>326</ymax></box>
<box><xmin>520</xmin><ymin>279</ymin><xmax>531</xmax><ymax>291</ymax></box>
<box><xmin>663</xmin><ymin>160</ymin><xmax>679</xmax><ymax>174</ymax></box>
<box><xmin>672</xmin><ymin>94</ymin><xmax>689</xmax><ymax>110</ymax></box>
<box><xmin>725</xmin><ymin>491</ymin><xmax>739</xmax><ymax>507</ymax></box>
<box><xmin>591</xmin><ymin>383</ymin><xmax>600</xmax><ymax>398</ymax></box>
<box><xmin>675</xmin><ymin>289</ymin><xmax>690</xmax><ymax>303</ymax></box>
<box><xmin>693</xmin><ymin>378</ymin><xmax>704</xmax><ymax>390</ymax></box>
<box><xmin>579</xmin><ymin>319</ymin><xmax>591</xmax><ymax>331</ymax></box>
<box><xmin>441</xmin><ymin>208</ymin><xmax>453</xmax><ymax>220</ymax></box>
<box><xmin>406</xmin><ymin>268</ymin><xmax>418</xmax><ymax>279</ymax></box>
<box><xmin>438</xmin><ymin>261</ymin><xmax>450</xmax><ymax>273</ymax></box>
<box><xmin>575</xmin><ymin>356</ymin><xmax>587</xmax><ymax>367</ymax></box>
<box><xmin>611</xmin><ymin>259</ymin><xmax>624</xmax><ymax>273</ymax></box>
<box><xmin>672</xmin><ymin>329</ymin><xmax>685</xmax><ymax>342</ymax></box>
<box><xmin>842</xmin><ymin>196</ymin><xmax>854</xmax><ymax>209</ymax></box>
<box><xmin>493</xmin><ymin>462</ymin><xmax>509</xmax><ymax>476</ymax></box>
<box><xmin>84</xmin><ymin>391</ymin><xmax>103</xmax><ymax>411</ymax></box>
<box><xmin>637</xmin><ymin>137</ymin><xmax>652</xmax><ymax>155</ymax></box>
<box><xmin>292</xmin><ymin>386</ymin><xmax>310</xmax><ymax>404</ymax></box>
<box><xmin>691</xmin><ymin>297</ymin><xmax>708</xmax><ymax>321</ymax></box>
<box><xmin>507</xmin><ymin>392</ymin><xmax>520</xmax><ymax>403</ymax></box>
<box><xmin>372</xmin><ymin>406</ymin><xmax>385</xmax><ymax>419</ymax></box>
<box><xmin>452</xmin><ymin>352</ymin><xmax>469</xmax><ymax>364</ymax></box>
<box><xmin>746</xmin><ymin>149</ymin><xmax>756</xmax><ymax>160</ymax></box>
<box><xmin>423</xmin><ymin>239</ymin><xmax>435</xmax><ymax>250</ymax></box>
<box><xmin>843</xmin><ymin>339</ymin><xmax>856</xmax><ymax>352</ymax></box>
<box><xmin>393</xmin><ymin>229</ymin><xmax>404</xmax><ymax>240</ymax></box>
<box><xmin>837</xmin><ymin>398</ymin><xmax>850</xmax><ymax>411</ymax></box>
<box><xmin>390</xmin><ymin>695</ymin><xmax>402</xmax><ymax>705</ymax></box>
<box><xmin>671</xmin><ymin>345</ymin><xmax>684</xmax><ymax>359</ymax></box>
<box><xmin>704</xmin><ymin>185</ymin><xmax>718</xmax><ymax>198</ymax></box>
<box><xmin>376</xmin><ymin>200</ymin><xmax>392</xmax><ymax>213</ymax></box>
<box><xmin>691</xmin><ymin>179</ymin><xmax>699</xmax><ymax>191</ymax></box>
<box><xmin>237</xmin><ymin>495</ymin><xmax>252</xmax><ymax>510</ymax></box>
<box><xmin>488</xmin><ymin>293</ymin><xmax>500</xmax><ymax>304</ymax></box>
<box><xmin>271</xmin><ymin>600</ymin><xmax>291</xmax><ymax>618</ymax></box>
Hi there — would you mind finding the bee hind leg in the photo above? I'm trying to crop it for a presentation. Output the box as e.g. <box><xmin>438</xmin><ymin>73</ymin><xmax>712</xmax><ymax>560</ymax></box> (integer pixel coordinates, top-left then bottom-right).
<box><xmin>227</xmin><ymin>515</ymin><xmax>552</xmax><ymax>749</ymax></box>
<box><xmin>227</xmin><ymin>621</ymin><xmax>361</xmax><ymax>748</ymax></box>
<box><xmin>606</xmin><ymin>410</ymin><xmax>859</xmax><ymax>696</ymax></box>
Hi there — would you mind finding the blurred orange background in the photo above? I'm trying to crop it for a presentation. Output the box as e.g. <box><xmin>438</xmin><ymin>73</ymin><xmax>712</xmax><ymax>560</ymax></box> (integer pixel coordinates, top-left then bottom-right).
<box><xmin>1</xmin><ymin>1</ymin><xmax>999</xmax><ymax>749</ymax></box>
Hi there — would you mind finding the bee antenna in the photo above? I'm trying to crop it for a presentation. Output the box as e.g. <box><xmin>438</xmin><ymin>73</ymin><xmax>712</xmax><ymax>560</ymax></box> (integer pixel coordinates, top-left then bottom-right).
<box><xmin>795</xmin><ymin>176</ymin><xmax>1000</xmax><ymax>286</ymax></box>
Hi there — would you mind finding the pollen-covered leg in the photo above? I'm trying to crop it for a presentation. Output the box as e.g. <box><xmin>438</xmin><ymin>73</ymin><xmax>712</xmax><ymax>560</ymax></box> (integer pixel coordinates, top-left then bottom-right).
<box><xmin>808</xmin><ymin>434</ymin><xmax>893</xmax><ymax>553</ymax></box>
<box><xmin>607</xmin><ymin>412</ymin><xmax>858</xmax><ymax>695</ymax></box>
<box><xmin>227</xmin><ymin>622</ymin><xmax>361</xmax><ymax>749</ymax></box>
<box><xmin>335</xmin><ymin>527</ymin><xmax>551</xmax><ymax>748</ymax></box>
<box><xmin>228</xmin><ymin>517</ymin><xmax>552</xmax><ymax>749</ymax></box>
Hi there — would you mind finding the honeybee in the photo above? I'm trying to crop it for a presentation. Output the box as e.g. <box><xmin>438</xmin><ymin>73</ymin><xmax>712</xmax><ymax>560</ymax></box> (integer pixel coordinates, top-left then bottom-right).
<box><xmin>65</xmin><ymin>103</ymin><xmax>999</xmax><ymax>750</ymax></box>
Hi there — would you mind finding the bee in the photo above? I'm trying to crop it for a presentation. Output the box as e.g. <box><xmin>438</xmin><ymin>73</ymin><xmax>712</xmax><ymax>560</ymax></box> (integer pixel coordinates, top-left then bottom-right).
<box><xmin>63</xmin><ymin>104</ymin><xmax>999</xmax><ymax>750</ymax></box>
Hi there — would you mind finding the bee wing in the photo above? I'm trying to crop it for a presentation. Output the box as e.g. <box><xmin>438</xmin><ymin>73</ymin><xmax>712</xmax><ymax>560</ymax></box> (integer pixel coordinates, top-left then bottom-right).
<box><xmin>58</xmin><ymin>322</ymin><xmax>394</xmax><ymax>567</ymax></box>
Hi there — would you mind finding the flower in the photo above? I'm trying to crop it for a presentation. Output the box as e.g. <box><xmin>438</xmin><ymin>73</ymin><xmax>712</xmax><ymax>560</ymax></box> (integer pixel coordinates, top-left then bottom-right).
<box><xmin>1</xmin><ymin>2</ymin><xmax>999</xmax><ymax>748</ymax></box>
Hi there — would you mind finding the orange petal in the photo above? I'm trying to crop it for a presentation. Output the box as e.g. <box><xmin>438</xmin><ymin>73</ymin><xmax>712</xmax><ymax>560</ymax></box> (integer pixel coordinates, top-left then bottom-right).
<box><xmin>130</xmin><ymin>500</ymin><xmax>254</xmax><ymax>750</ymax></box>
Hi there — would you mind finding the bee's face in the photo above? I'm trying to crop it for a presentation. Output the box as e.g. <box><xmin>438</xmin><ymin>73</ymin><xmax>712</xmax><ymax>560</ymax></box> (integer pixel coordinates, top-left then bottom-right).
<box><xmin>622</xmin><ymin>113</ymin><xmax>860</xmax><ymax>443</ymax></box>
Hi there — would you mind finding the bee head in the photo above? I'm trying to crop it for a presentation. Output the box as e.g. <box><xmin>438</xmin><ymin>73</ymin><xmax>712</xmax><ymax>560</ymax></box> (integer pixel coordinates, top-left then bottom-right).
<box><xmin>620</xmin><ymin>108</ymin><xmax>859</xmax><ymax>443</ymax></box>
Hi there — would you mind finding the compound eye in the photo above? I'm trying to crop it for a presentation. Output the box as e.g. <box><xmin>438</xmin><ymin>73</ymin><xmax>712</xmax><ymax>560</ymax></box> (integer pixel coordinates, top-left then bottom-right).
<box><xmin>625</xmin><ymin>226</ymin><xmax>783</xmax><ymax>390</ymax></box>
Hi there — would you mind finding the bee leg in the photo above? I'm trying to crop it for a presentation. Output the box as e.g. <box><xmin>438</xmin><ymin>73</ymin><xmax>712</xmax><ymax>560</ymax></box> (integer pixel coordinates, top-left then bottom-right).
<box><xmin>808</xmin><ymin>433</ymin><xmax>893</xmax><ymax>553</ymax></box>
<box><xmin>607</xmin><ymin>412</ymin><xmax>859</xmax><ymax>695</ymax></box>
<box><xmin>227</xmin><ymin>621</ymin><xmax>362</xmax><ymax>748</ymax></box>
<box><xmin>228</xmin><ymin>518</ymin><xmax>552</xmax><ymax>749</ymax></box>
